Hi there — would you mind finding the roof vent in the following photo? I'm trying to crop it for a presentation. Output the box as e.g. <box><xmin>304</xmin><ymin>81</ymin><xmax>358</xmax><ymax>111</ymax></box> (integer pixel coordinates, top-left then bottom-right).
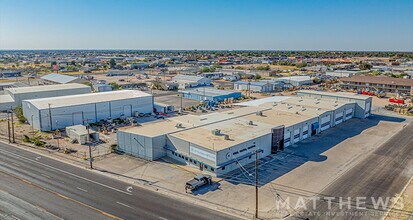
<box><xmin>248</xmin><ymin>120</ymin><xmax>254</xmax><ymax>125</ymax></box>
<box><xmin>256</xmin><ymin>111</ymin><xmax>263</xmax><ymax>116</ymax></box>
<box><xmin>212</xmin><ymin>129</ymin><xmax>221</xmax><ymax>135</ymax></box>
<box><xmin>175</xmin><ymin>123</ymin><xmax>183</xmax><ymax>128</ymax></box>
<box><xmin>224</xmin><ymin>134</ymin><xmax>230</xmax><ymax>140</ymax></box>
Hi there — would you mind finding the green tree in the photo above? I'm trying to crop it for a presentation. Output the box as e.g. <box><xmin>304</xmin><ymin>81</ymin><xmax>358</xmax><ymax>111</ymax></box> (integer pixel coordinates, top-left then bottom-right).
<box><xmin>359</xmin><ymin>62</ymin><xmax>372</xmax><ymax>70</ymax></box>
<box><xmin>109</xmin><ymin>59</ymin><xmax>116</xmax><ymax>69</ymax></box>
<box><xmin>50</xmin><ymin>61</ymin><xmax>57</xmax><ymax>67</ymax></box>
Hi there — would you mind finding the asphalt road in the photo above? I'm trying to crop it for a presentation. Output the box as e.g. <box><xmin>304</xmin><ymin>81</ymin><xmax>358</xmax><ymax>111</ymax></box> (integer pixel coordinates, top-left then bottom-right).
<box><xmin>296</xmin><ymin>122</ymin><xmax>413</xmax><ymax>220</ymax></box>
<box><xmin>0</xmin><ymin>142</ymin><xmax>236</xmax><ymax>220</ymax></box>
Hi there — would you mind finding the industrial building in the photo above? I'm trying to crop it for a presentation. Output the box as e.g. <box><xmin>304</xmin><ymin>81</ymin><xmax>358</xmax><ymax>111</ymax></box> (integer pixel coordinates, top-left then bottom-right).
<box><xmin>234</xmin><ymin>81</ymin><xmax>273</xmax><ymax>92</ymax></box>
<box><xmin>340</xmin><ymin>75</ymin><xmax>413</xmax><ymax>95</ymax></box>
<box><xmin>117</xmin><ymin>91</ymin><xmax>372</xmax><ymax>176</ymax></box>
<box><xmin>0</xmin><ymin>83</ymin><xmax>91</xmax><ymax>111</ymax></box>
<box><xmin>41</xmin><ymin>73</ymin><xmax>88</xmax><ymax>85</ymax></box>
<box><xmin>22</xmin><ymin>90</ymin><xmax>153</xmax><ymax>131</ymax></box>
<box><xmin>66</xmin><ymin>125</ymin><xmax>99</xmax><ymax>145</ymax></box>
<box><xmin>272</xmin><ymin>75</ymin><xmax>313</xmax><ymax>88</ymax></box>
<box><xmin>182</xmin><ymin>88</ymin><xmax>242</xmax><ymax>102</ymax></box>
<box><xmin>172</xmin><ymin>74</ymin><xmax>212</xmax><ymax>89</ymax></box>
<box><xmin>296</xmin><ymin>90</ymin><xmax>372</xmax><ymax>118</ymax></box>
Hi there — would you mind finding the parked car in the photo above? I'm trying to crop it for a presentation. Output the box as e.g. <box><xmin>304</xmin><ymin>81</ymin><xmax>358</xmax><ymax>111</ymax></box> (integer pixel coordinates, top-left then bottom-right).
<box><xmin>185</xmin><ymin>174</ymin><xmax>212</xmax><ymax>193</ymax></box>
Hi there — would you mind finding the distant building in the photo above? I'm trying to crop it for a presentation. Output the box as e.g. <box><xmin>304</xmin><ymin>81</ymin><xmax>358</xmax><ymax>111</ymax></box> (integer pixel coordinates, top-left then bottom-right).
<box><xmin>326</xmin><ymin>70</ymin><xmax>357</xmax><ymax>78</ymax></box>
<box><xmin>41</xmin><ymin>73</ymin><xmax>88</xmax><ymax>85</ymax></box>
<box><xmin>234</xmin><ymin>81</ymin><xmax>273</xmax><ymax>92</ymax></box>
<box><xmin>340</xmin><ymin>75</ymin><xmax>413</xmax><ymax>94</ymax></box>
<box><xmin>182</xmin><ymin>88</ymin><xmax>242</xmax><ymax>102</ymax></box>
<box><xmin>0</xmin><ymin>70</ymin><xmax>22</xmax><ymax>78</ymax></box>
<box><xmin>172</xmin><ymin>74</ymin><xmax>212</xmax><ymax>89</ymax></box>
<box><xmin>92</xmin><ymin>83</ymin><xmax>112</xmax><ymax>92</ymax></box>
<box><xmin>272</xmin><ymin>76</ymin><xmax>313</xmax><ymax>88</ymax></box>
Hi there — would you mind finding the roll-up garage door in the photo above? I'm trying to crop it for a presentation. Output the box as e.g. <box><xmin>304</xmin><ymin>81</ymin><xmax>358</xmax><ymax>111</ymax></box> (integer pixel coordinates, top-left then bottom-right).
<box><xmin>293</xmin><ymin>128</ymin><xmax>300</xmax><ymax>143</ymax></box>
<box><xmin>345</xmin><ymin>108</ymin><xmax>353</xmax><ymax>120</ymax></box>
<box><xmin>284</xmin><ymin>131</ymin><xmax>291</xmax><ymax>147</ymax></box>
<box><xmin>302</xmin><ymin>125</ymin><xmax>309</xmax><ymax>139</ymax></box>
<box><xmin>335</xmin><ymin>112</ymin><xmax>344</xmax><ymax>125</ymax></box>
<box><xmin>320</xmin><ymin>115</ymin><xmax>331</xmax><ymax>131</ymax></box>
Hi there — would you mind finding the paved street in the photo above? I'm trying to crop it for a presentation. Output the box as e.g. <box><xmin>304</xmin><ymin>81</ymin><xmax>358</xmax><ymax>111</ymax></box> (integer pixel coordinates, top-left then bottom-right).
<box><xmin>296</xmin><ymin>122</ymin><xmax>413</xmax><ymax>220</ymax></box>
<box><xmin>0</xmin><ymin>142</ymin><xmax>236</xmax><ymax>220</ymax></box>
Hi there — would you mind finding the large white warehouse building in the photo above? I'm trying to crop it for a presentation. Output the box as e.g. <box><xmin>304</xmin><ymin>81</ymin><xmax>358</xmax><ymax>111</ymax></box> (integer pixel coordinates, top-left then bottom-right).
<box><xmin>22</xmin><ymin>90</ymin><xmax>153</xmax><ymax>131</ymax></box>
<box><xmin>117</xmin><ymin>91</ymin><xmax>372</xmax><ymax>176</ymax></box>
<box><xmin>0</xmin><ymin>83</ymin><xmax>91</xmax><ymax>111</ymax></box>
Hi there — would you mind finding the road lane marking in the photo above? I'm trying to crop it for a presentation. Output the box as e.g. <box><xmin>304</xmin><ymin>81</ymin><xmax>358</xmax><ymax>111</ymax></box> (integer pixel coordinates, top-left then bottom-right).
<box><xmin>126</xmin><ymin>186</ymin><xmax>133</xmax><ymax>192</ymax></box>
<box><xmin>116</xmin><ymin>201</ymin><xmax>132</xmax><ymax>209</ymax></box>
<box><xmin>35</xmin><ymin>157</ymin><xmax>41</xmax><ymax>161</ymax></box>
<box><xmin>41</xmin><ymin>174</ymin><xmax>51</xmax><ymax>179</ymax></box>
<box><xmin>158</xmin><ymin>217</ymin><xmax>168</xmax><ymax>220</ymax></box>
<box><xmin>0</xmin><ymin>169</ymin><xmax>123</xmax><ymax>220</ymax></box>
<box><xmin>76</xmin><ymin>187</ymin><xmax>88</xmax><ymax>192</ymax></box>
<box><xmin>0</xmin><ymin>148</ymin><xmax>132</xmax><ymax>196</ymax></box>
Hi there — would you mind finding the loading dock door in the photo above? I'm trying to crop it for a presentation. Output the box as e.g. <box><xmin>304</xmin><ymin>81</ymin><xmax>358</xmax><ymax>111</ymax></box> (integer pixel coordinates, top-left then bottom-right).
<box><xmin>284</xmin><ymin>131</ymin><xmax>291</xmax><ymax>147</ymax></box>
<box><xmin>271</xmin><ymin>126</ymin><xmax>284</xmax><ymax>153</ymax></box>
<box><xmin>320</xmin><ymin>115</ymin><xmax>331</xmax><ymax>131</ymax></box>
<box><xmin>293</xmin><ymin>128</ymin><xmax>300</xmax><ymax>143</ymax></box>
<box><xmin>123</xmin><ymin>105</ymin><xmax>132</xmax><ymax>117</ymax></box>
<box><xmin>72</xmin><ymin>112</ymin><xmax>84</xmax><ymax>126</ymax></box>
<box><xmin>345</xmin><ymin>108</ymin><xmax>353</xmax><ymax>120</ymax></box>
<box><xmin>335</xmin><ymin>112</ymin><xmax>344</xmax><ymax>125</ymax></box>
<box><xmin>302</xmin><ymin>125</ymin><xmax>309</xmax><ymax>139</ymax></box>
<box><xmin>311</xmin><ymin>122</ymin><xmax>319</xmax><ymax>136</ymax></box>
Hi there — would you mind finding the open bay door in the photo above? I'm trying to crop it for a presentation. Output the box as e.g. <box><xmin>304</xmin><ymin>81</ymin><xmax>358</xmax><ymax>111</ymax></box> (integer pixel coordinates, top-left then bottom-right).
<box><xmin>271</xmin><ymin>126</ymin><xmax>285</xmax><ymax>153</ymax></box>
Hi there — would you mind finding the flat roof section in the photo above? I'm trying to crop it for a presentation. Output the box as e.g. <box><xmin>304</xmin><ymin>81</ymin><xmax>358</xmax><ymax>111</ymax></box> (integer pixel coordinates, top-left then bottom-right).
<box><xmin>24</xmin><ymin>90</ymin><xmax>152</xmax><ymax>110</ymax></box>
<box><xmin>297</xmin><ymin>90</ymin><xmax>372</xmax><ymax>101</ymax></box>
<box><xmin>5</xmin><ymin>83</ymin><xmax>90</xmax><ymax>94</ymax></box>
<box><xmin>170</xmin><ymin>117</ymin><xmax>274</xmax><ymax>151</ymax></box>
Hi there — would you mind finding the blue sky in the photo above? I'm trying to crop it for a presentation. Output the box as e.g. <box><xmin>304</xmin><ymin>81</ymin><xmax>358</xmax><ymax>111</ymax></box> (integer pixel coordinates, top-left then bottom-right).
<box><xmin>0</xmin><ymin>0</ymin><xmax>412</xmax><ymax>51</ymax></box>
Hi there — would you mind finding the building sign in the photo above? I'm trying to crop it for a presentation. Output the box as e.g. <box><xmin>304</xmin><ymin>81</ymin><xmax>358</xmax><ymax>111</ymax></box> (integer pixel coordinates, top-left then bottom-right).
<box><xmin>190</xmin><ymin>146</ymin><xmax>216</xmax><ymax>161</ymax></box>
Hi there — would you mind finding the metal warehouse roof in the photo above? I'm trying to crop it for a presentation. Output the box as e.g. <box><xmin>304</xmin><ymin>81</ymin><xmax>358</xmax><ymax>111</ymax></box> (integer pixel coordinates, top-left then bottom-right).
<box><xmin>183</xmin><ymin>88</ymin><xmax>241</xmax><ymax>97</ymax></box>
<box><xmin>234</xmin><ymin>96</ymin><xmax>292</xmax><ymax>107</ymax></box>
<box><xmin>274</xmin><ymin>75</ymin><xmax>312</xmax><ymax>82</ymax></box>
<box><xmin>0</xmin><ymin>94</ymin><xmax>14</xmax><ymax>104</ymax></box>
<box><xmin>297</xmin><ymin>90</ymin><xmax>372</xmax><ymax>101</ymax></box>
<box><xmin>173</xmin><ymin>74</ymin><xmax>207</xmax><ymax>82</ymax></box>
<box><xmin>40</xmin><ymin>73</ymin><xmax>80</xmax><ymax>84</ymax></box>
<box><xmin>24</xmin><ymin>90</ymin><xmax>152</xmax><ymax>110</ymax></box>
<box><xmin>234</xmin><ymin>81</ymin><xmax>271</xmax><ymax>86</ymax></box>
<box><xmin>5</xmin><ymin>83</ymin><xmax>90</xmax><ymax>94</ymax></box>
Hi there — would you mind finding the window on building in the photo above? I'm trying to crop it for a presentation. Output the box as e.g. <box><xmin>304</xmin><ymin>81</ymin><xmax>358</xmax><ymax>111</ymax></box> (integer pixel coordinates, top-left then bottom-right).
<box><xmin>248</xmin><ymin>145</ymin><xmax>256</xmax><ymax>149</ymax></box>
<box><xmin>249</xmin><ymin>155</ymin><xmax>252</xmax><ymax>159</ymax></box>
<box><xmin>240</xmin><ymin>148</ymin><xmax>247</xmax><ymax>153</ymax></box>
<box><xmin>190</xmin><ymin>159</ymin><xmax>193</xmax><ymax>163</ymax></box>
<box><xmin>233</xmin><ymin>151</ymin><xmax>239</xmax><ymax>155</ymax></box>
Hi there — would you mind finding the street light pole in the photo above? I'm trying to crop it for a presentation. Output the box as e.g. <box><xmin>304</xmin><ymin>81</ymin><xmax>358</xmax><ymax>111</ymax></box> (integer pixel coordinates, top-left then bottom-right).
<box><xmin>255</xmin><ymin>149</ymin><xmax>259</xmax><ymax>219</ymax></box>
<box><xmin>87</xmin><ymin>124</ymin><xmax>93</xmax><ymax>169</ymax></box>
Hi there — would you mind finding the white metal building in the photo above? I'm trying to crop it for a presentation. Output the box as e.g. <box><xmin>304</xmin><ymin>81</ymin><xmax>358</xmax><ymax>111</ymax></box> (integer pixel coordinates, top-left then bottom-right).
<box><xmin>41</xmin><ymin>73</ymin><xmax>88</xmax><ymax>85</ymax></box>
<box><xmin>117</xmin><ymin>91</ymin><xmax>370</xmax><ymax>176</ymax></box>
<box><xmin>0</xmin><ymin>83</ymin><xmax>91</xmax><ymax>112</ymax></box>
<box><xmin>22</xmin><ymin>90</ymin><xmax>153</xmax><ymax>131</ymax></box>
<box><xmin>172</xmin><ymin>74</ymin><xmax>212</xmax><ymax>89</ymax></box>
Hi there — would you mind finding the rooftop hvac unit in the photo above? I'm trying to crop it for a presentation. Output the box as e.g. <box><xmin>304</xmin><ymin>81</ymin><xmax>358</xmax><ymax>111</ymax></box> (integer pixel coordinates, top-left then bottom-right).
<box><xmin>175</xmin><ymin>123</ymin><xmax>183</xmax><ymax>128</ymax></box>
<box><xmin>212</xmin><ymin>129</ymin><xmax>221</xmax><ymax>135</ymax></box>
<box><xmin>224</xmin><ymin>134</ymin><xmax>230</xmax><ymax>140</ymax></box>
<box><xmin>256</xmin><ymin>111</ymin><xmax>263</xmax><ymax>116</ymax></box>
<box><xmin>248</xmin><ymin>120</ymin><xmax>254</xmax><ymax>125</ymax></box>
<box><xmin>302</xmin><ymin>108</ymin><xmax>306</xmax><ymax>111</ymax></box>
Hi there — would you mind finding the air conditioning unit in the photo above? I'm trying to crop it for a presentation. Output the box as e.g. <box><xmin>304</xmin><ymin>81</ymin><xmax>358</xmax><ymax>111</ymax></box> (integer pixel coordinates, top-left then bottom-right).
<box><xmin>256</xmin><ymin>111</ymin><xmax>263</xmax><ymax>116</ymax></box>
<box><xmin>212</xmin><ymin>129</ymin><xmax>221</xmax><ymax>135</ymax></box>
<box><xmin>175</xmin><ymin>123</ymin><xmax>183</xmax><ymax>128</ymax></box>
<box><xmin>224</xmin><ymin>135</ymin><xmax>230</xmax><ymax>140</ymax></box>
<box><xmin>248</xmin><ymin>120</ymin><xmax>254</xmax><ymax>125</ymax></box>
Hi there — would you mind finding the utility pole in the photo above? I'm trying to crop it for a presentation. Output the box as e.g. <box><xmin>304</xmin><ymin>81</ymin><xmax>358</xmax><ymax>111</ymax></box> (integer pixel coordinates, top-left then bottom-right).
<box><xmin>10</xmin><ymin>108</ymin><xmax>15</xmax><ymax>143</ymax></box>
<box><xmin>7</xmin><ymin>112</ymin><xmax>11</xmax><ymax>143</ymax></box>
<box><xmin>48</xmin><ymin>103</ymin><xmax>53</xmax><ymax>131</ymax></box>
<box><xmin>83</xmin><ymin>119</ymin><xmax>93</xmax><ymax>169</ymax></box>
<box><xmin>180</xmin><ymin>90</ymin><xmax>183</xmax><ymax>114</ymax></box>
<box><xmin>255</xmin><ymin>149</ymin><xmax>259</xmax><ymax>219</ymax></box>
<box><xmin>31</xmin><ymin>115</ymin><xmax>34</xmax><ymax>138</ymax></box>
